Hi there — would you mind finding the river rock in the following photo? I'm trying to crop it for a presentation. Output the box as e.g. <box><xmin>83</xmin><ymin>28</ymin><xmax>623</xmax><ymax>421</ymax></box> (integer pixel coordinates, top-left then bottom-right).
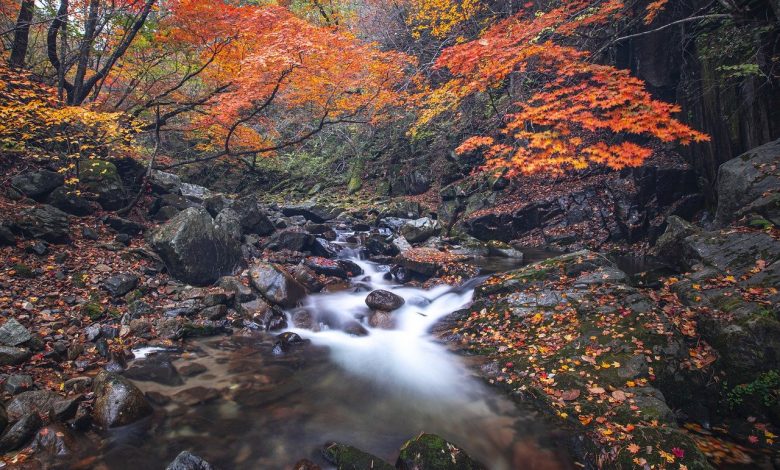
<box><xmin>342</xmin><ymin>320</ymin><xmax>369</xmax><ymax>337</ymax></box>
<box><xmin>152</xmin><ymin>208</ymin><xmax>242</xmax><ymax>286</ymax></box>
<box><xmin>13</xmin><ymin>205</ymin><xmax>70</xmax><ymax>243</ymax></box>
<box><xmin>0</xmin><ymin>413</ymin><xmax>42</xmax><ymax>452</ymax></box>
<box><xmin>4</xmin><ymin>374</ymin><xmax>33</xmax><ymax>395</ymax></box>
<box><xmin>214</xmin><ymin>208</ymin><xmax>243</xmax><ymax>240</ymax></box>
<box><xmin>6</xmin><ymin>390</ymin><xmax>60</xmax><ymax>421</ymax></box>
<box><xmin>180</xmin><ymin>182</ymin><xmax>212</xmax><ymax>203</ymax></box>
<box><xmin>102</xmin><ymin>273</ymin><xmax>139</xmax><ymax>297</ymax></box>
<box><xmin>0</xmin><ymin>346</ymin><xmax>32</xmax><ymax>366</ymax></box>
<box><xmin>150</xmin><ymin>170</ymin><xmax>183</xmax><ymax>194</ymax></box>
<box><xmin>396</xmin><ymin>433</ymin><xmax>486</xmax><ymax>470</ymax></box>
<box><xmin>715</xmin><ymin>138</ymin><xmax>780</xmax><ymax>227</ymax></box>
<box><xmin>321</xmin><ymin>442</ymin><xmax>394</xmax><ymax>470</ymax></box>
<box><xmin>79</xmin><ymin>159</ymin><xmax>127</xmax><ymax>210</ymax></box>
<box><xmin>166</xmin><ymin>451</ymin><xmax>215</xmax><ymax>470</ymax></box>
<box><xmin>281</xmin><ymin>203</ymin><xmax>342</xmax><ymax>223</ymax></box>
<box><xmin>0</xmin><ymin>318</ymin><xmax>32</xmax><ymax>347</ymax></box>
<box><xmin>229</xmin><ymin>196</ymin><xmax>275</xmax><ymax>236</ymax></box>
<box><xmin>249</xmin><ymin>263</ymin><xmax>306</xmax><ymax>308</ymax></box>
<box><xmin>400</xmin><ymin>217</ymin><xmax>440</xmax><ymax>243</ymax></box>
<box><xmin>273</xmin><ymin>228</ymin><xmax>314</xmax><ymax>252</ymax></box>
<box><xmin>28</xmin><ymin>423</ymin><xmax>79</xmax><ymax>458</ymax></box>
<box><xmin>11</xmin><ymin>170</ymin><xmax>64</xmax><ymax>201</ymax></box>
<box><xmin>365</xmin><ymin>290</ymin><xmax>405</xmax><ymax>311</ymax></box>
<box><xmin>92</xmin><ymin>370</ymin><xmax>152</xmax><ymax>428</ymax></box>
<box><xmin>47</xmin><ymin>186</ymin><xmax>96</xmax><ymax>216</ymax></box>
<box><xmin>217</xmin><ymin>276</ymin><xmax>255</xmax><ymax>303</ymax></box>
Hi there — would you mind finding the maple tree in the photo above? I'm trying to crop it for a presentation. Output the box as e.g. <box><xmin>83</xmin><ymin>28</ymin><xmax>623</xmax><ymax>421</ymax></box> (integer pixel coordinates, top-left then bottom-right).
<box><xmin>415</xmin><ymin>0</ymin><xmax>710</xmax><ymax>176</ymax></box>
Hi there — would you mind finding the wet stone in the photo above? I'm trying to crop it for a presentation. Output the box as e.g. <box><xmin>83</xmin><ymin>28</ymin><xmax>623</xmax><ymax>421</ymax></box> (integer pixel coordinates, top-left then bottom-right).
<box><xmin>173</xmin><ymin>386</ymin><xmax>220</xmax><ymax>406</ymax></box>
<box><xmin>166</xmin><ymin>451</ymin><xmax>215</xmax><ymax>470</ymax></box>
<box><xmin>0</xmin><ymin>413</ymin><xmax>42</xmax><ymax>452</ymax></box>
<box><xmin>177</xmin><ymin>363</ymin><xmax>208</xmax><ymax>377</ymax></box>
<box><xmin>4</xmin><ymin>374</ymin><xmax>33</xmax><ymax>395</ymax></box>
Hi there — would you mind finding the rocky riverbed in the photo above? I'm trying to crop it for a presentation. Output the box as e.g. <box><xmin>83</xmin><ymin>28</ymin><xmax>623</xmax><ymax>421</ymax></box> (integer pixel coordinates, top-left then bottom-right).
<box><xmin>0</xmin><ymin>139</ymin><xmax>778</xmax><ymax>469</ymax></box>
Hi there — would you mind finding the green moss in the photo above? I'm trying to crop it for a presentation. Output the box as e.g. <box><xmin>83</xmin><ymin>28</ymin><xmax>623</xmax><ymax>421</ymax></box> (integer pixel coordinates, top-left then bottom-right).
<box><xmin>321</xmin><ymin>442</ymin><xmax>393</xmax><ymax>470</ymax></box>
<box><xmin>728</xmin><ymin>370</ymin><xmax>780</xmax><ymax>409</ymax></box>
<box><xmin>397</xmin><ymin>433</ymin><xmax>486</xmax><ymax>470</ymax></box>
<box><xmin>11</xmin><ymin>263</ymin><xmax>35</xmax><ymax>278</ymax></box>
<box><xmin>748</xmin><ymin>218</ymin><xmax>773</xmax><ymax>229</ymax></box>
<box><xmin>81</xmin><ymin>302</ymin><xmax>104</xmax><ymax>320</ymax></box>
<box><xmin>72</xmin><ymin>271</ymin><xmax>89</xmax><ymax>287</ymax></box>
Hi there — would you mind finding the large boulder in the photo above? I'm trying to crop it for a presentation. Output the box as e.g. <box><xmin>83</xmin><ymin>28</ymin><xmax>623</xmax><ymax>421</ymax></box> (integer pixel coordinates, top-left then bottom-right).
<box><xmin>47</xmin><ymin>187</ymin><xmax>96</xmax><ymax>216</ymax></box>
<box><xmin>13</xmin><ymin>205</ymin><xmax>70</xmax><ymax>243</ymax></box>
<box><xmin>11</xmin><ymin>170</ymin><xmax>64</xmax><ymax>201</ymax></box>
<box><xmin>152</xmin><ymin>208</ymin><xmax>242</xmax><ymax>286</ymax></box>
<box><xmin>78</xmin><ymin>159</ymin><xmax>127</xmax><ymax>210</ymax></box>
<box><xmin>715</xmin><ymin>138</ymin><xmax>780</xmax><ymax>227</ymax></box>
<box><xmin>249</xmin><ymin>263</ymin><xmax>307</xmax><ymax>308</ymax></box>
<box><xmin>225</xmin><ymin>196</ymin><xmax>275</xmax><ymax>236</ymax></box>
<box><xmin>92</xmin><ymin>370</ymin><xmax>152</xmax><ymax>428</ymax></box>
<box><xmin>149</xmin><ymin>170</ymin><xmax>182</xmax><ymax>195</ymax></box>
<box><xmin>400</xmin><ymin>217</ymin><xmax>441</xmax><ymax>243</ymax></box>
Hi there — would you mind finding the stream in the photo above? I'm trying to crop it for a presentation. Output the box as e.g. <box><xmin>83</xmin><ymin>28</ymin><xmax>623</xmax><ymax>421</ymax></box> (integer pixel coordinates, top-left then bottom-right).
<box><xmin>90</xmin><ymin>236</ymin><xmax>573</xmax><ymax>469</ymax></box>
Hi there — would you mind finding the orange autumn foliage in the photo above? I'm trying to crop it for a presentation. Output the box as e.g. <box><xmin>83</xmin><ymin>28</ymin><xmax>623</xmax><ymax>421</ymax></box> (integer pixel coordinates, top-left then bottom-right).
<box><xmin>416</xmin><ymin>0</ymin><xmax>709</xmax><ymax>176</ymax></box>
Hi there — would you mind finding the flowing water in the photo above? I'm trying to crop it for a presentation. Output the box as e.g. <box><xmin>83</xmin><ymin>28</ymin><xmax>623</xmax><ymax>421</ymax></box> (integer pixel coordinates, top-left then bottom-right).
<box><xmin>85</xmin><ymin>238</ymin><xmax>573</xmax><ymax>469</ymax></box>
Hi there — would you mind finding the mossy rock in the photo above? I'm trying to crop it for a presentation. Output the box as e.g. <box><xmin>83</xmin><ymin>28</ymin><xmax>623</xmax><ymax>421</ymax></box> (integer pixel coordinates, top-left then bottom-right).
<box><xmin>347</xmin><ymin>175</ymin><xmax>363</xmax><ymax>195</ymax></box>
<box><xmin>81</xmin><ymin>302</ymin><xmax>104</xmax><ymax>320</ymax></box>
<box><xmin>72</xmin><ymin>271</ymin><xmax>89</xmax><ymax>287</ymax></box>
<box><xmin>78</xmin><ymin>159</ymin><xmax>126</xmax><ymax>210</ymax></box>
<box><xmin>321</xmin><ymin>442</ymin><xmax>393</xmax><ymax>470</ymax></box>
<box><xmin>11</xmin><ymin>263</ymin><xmax>35</xmax><ymax>279</ymax></box>
<box><xmin>396</xmin><ymin>433</ymin><xmax>486</xmax><ymax>470</ymax></box>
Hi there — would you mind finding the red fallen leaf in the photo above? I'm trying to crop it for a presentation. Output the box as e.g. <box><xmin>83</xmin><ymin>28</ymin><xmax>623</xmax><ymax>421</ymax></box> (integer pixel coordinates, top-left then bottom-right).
<box><xmin>561</xmin><ymin>389</ymin><xmax>580</xmax><ymax>401</ymax></box>
<box><xmin>672</xmin><ymin>447</ymin><xmax>685</xmax><ymax>458</ymax></box>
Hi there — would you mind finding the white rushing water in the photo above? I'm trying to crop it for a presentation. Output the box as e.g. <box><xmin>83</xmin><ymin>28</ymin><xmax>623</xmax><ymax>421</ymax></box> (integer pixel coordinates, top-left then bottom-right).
<box><xmin>287</xmin><ymin>245</ymin><xmax>485</xmax><ymax>398</ymax></box>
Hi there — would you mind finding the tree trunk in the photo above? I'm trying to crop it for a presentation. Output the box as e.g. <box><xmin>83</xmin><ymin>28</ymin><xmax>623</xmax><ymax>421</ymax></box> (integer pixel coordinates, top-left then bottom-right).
<box><xmin>8</xmin><ymin>0</ymin><xmax>35</xmax><ymax>69</ymax></box>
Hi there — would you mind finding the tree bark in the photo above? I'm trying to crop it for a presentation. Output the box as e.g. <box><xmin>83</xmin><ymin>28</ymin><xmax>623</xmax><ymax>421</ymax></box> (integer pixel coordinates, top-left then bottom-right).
<box><xmin>8</xmin><ymin>0</ymin><xmax>35</xmax><ymax>69</ymax></box>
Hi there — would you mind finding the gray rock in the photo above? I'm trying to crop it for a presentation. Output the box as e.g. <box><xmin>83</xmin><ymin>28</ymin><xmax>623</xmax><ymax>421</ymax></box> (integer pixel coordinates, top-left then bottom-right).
<box><xmin>217</xmin><ymin>276</ymin><xmax>255</xmax><ymax>303</ymax></box>
<box><xmin>225</xmin><ymin>196</ymin><xmax>275</xmax><ymax>236</ymax></box>
<box><xmin>0</xmin><ymin>413</ymin><xmax>42</xmax><ymax>452</ymax></box>
<box><xmin>149</xmin><ymin>170</ymin><xmax>182</xmax><ymax>194</ymax></box>
<box><xmin>365</xmin><ymin>290</ymin><xmax>405</xmax><ymax>311</ymax></box>
<box><xmin>180</xmin><ymin>183</ymin><xmax>212</xmax><ymax>203</ymax></box>
<box><xmin>215</xmin><ymin>208</ymin><xmax>243</xmax><ymax>240</ymax></box>
<box><xmin>166</xmin><ymin>451</ymin><xmax>215</xmax><ymax>470</ymax></box>
<box><xmin>249</xmin><ymin>263</ymin><xmax>306</xmax><ymax>308</ymax></box>
<box><xmin>13</xmin><ymin>205</ymin><xmax>70</xmax><ymax>243</ymax></box>
<box><xmin>11</xmin><ymin>170</ymin><xmax>64</xmax><ymax>201</ymax></box>
<box><xmin>92</xmin><ymin>370</ymin><xmax>152</xmax><ymax>428</ymax></box>
<box><xmin>400</xmin><ymin>217</ymin><xmax>441</xmax><ymax>243</ymax></box>
<box><xmin>0</xmin><ymin>225</ymin><xmax>15</xmax><ymax>246</ymax></box>
<box><xmin>6</xmin><ymin>390</ymin><xmax>60</xmax><ymax>421</ymax></box>
<box><xmin>0</xmin><ymin>346</ymin><xmax>31</xmax><ymax>366</ymax></box>
<box><xmin>102</xmin><ymin>274</ymin><xmax>139</xmax><ymax>297</ymax></box>
<box><xmin>0</xmin><ymin>319</ymin><xmax>32</xmax><ymax>346</ymax></box>
<box><xmin>281</xmin><ymin>203</ymin><xmax>342</xmax><ymax>223</ymax></box>
<box><xmin>4</xmin><ymin>375</ymin><xmax>33</xmax><ymax>395</ymax></box>
<box><xmin>716</xmin><ymin>138</ymin><xmax>780</xmax><ymax>227</ymax></box>
<box><xmin>103</xmin><ymin>215</ymin><xmax>144</xmax><ymax>236</ymax></box>
<box><xmin>653</xmin><ymin>215</ymin><xmax>698</xmax><ymax>265</ymax></box>
<box><xmin>47</xmin><ymin>186</ymin><xmax>96</xmax><ymax>216</ymax></box>
<box><xmin>152</xmin><ymin>208</ymin><xmax>242</xmax><ymax>286</ymax></box>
